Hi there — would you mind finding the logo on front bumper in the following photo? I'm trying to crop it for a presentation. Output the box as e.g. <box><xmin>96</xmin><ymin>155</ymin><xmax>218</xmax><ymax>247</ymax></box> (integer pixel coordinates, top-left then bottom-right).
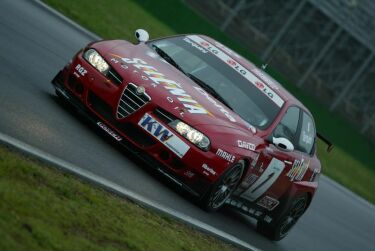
<box><xmin>97</xmin><ymin>122</ymin><xmax>122</xmax><ymax>141</ymax></box>
<box><xmin>138</xmin><ymin>113</ymin><xmax>190</xmax><ymax>158</ymax></box>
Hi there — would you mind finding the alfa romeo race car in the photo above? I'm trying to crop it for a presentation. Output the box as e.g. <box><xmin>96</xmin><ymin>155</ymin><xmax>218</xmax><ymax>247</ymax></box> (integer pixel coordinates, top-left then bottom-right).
<box><xmin>52</xmin><ymin>29</ymin><xmax>332</xmax><ymax>240</ymax></box>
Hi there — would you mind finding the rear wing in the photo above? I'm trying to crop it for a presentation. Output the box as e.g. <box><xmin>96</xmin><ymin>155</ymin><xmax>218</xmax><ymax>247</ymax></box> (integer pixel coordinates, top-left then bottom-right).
<box><xmin>317</xmin><ymin>132</ymin><xmax>334</xmax><ymax>153</ymax></box>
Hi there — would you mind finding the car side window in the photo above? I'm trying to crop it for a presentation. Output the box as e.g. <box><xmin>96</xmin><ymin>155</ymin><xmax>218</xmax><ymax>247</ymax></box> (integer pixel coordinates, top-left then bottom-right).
<box><xmin>297</xmin><ymin>112</ymin><xmax>316</xmax><ymax>154</ymax></box>
<box><xmin>273</xmin><ymin>106</ymin><xmax>300</xmax><ymax>142</ymax></box>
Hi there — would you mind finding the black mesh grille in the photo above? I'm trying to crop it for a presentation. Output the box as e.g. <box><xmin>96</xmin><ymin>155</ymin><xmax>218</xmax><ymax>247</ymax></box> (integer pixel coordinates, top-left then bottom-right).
<box><xmin>88</xmin><ymin>91</ymin><xmax>114</xmax><ymax>123</ymax></box>
<box><xmin>88</xmin><ymin>91</ymin><xmax>155</xmax><ymax>147</ymax></box>
<box><xmin>117</xmin><ymin>83</ymin><xmax>150</xmax><ymax>119</ymax></box>
<box><xmin>116</xmin><ymin>123</ymin><xmax>156</xmax><ymax>147</ymax></box>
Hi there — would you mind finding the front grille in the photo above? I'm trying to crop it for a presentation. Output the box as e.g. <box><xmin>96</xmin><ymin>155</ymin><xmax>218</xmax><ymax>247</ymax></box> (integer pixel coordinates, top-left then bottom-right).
<box><xmin>117</xmin><ymin>83</ymin><xmax>150</xmax><ymax>119</ymax></box>
<box><xmin>88</xmin><ymin>91</ymin><xmax>114</xmax><ymax>123</ymax></box>
<box><xmin>88</xmin><ymin>91</ymin><xmax>155</xmax><ymax>147</ymax></box>
<box><xmin>116</xmin><ymin>123</ymin><xmax>156</xmax><ymax>147</ymax></box>
<box><xmin>68</xmin><ymin>74</ymin><xmax>84</xmax><ymax>95</ymax></box>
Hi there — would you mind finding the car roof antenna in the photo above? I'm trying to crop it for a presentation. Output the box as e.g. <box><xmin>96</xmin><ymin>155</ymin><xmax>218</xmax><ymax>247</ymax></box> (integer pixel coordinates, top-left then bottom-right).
<box><xmin>261</xmin><ymin>46</ymin><xmax>278</xmax><ymax>71</ymax></box>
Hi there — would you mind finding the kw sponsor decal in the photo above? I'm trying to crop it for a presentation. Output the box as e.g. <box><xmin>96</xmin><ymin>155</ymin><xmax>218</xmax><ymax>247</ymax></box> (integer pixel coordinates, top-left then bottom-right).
<box><xmin>139</xmin><ymin>115</ymin><xmax>173</xmax><ymax>142</ymax></box>
<box><xmin>194</xmin><ymin>87</ymin><xmax>236</xmax><ymax>122</ymax></box>
<box><xmin>97</xmin><ymin>122</ymin><xmax>122</xmax><ymax>141</ymax></box>
<box><xmin>256</xmin><ymin>196</ymin><xmax>279</xmax><ymax>211</ymax></box>
<box><xmin>111</xmin><ymin>54</ymin><xmax>210</xmax><ymax>115</ymax></box>
<box><xmin>216</xmin><ymin>148</ymin><xmax>235</xmax><ymax>163</ymax></box>
<box><xmin>286</xmin><ymin>158</ymin><xmax>310</xmax><ymax>181</ymax></box>
<box><xmin>187</xmin><ymin>35</ymin><xmax>284</xmax><ymax>108</ymax></box>
<box><xmin>138</xmin><ymin>113</ymin><xmax>189</xmax><ymax>158</ymax></box>
<box><xmin>237</xmin><ymin>140</ymin><xmax>256</xmax><ymax>151</ymax></box>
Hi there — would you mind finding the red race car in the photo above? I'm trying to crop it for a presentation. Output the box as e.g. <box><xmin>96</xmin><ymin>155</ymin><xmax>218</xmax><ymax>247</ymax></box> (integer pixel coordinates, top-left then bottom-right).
<box><xmin>52</xmin><ymin>30</ymin><xmax>332</xmax><ymax>240</ymax></box>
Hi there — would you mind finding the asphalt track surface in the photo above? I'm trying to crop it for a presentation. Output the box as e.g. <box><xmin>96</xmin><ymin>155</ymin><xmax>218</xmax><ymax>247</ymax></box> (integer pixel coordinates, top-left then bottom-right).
<box><xmin>0</xmin><ymin>1</ymin><xmax>374</xmax><ymax>250</ymax></box>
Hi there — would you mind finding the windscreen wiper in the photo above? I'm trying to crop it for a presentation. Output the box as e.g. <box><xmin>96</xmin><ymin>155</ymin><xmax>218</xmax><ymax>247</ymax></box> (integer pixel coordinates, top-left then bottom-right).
<box><xmin>151</xmin><ymin>45</ymin><xmax>186</xmax><ymax>74</ymax></box>
<box><xmin>186</xmin><ymin>73</ymin><xmax>233</xmax><ymax>110</ymax></box>
<box><xmin>152</xmin><ymin>45</ymin><xmax>232</xmax><ymax>110</ymax></box>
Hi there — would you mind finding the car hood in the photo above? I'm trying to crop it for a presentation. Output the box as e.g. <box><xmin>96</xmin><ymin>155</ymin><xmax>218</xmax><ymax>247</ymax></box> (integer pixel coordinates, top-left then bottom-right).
<box><xmin>100</xmin><ymin>41</ymin><xmax>258</xmax><ymax>136</ymax></box>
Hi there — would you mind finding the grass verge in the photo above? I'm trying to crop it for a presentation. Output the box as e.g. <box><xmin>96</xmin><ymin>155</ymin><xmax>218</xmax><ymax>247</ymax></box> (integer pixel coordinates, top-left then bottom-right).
<box><xmin>0</xmin><ymin>146</ymin><xmax>237</xmax><ymax>251</ymax></box>
<box><xmin>42</xmin><ymin>0</ymin><xmax>375</xmax><ymax>205</ymax></box>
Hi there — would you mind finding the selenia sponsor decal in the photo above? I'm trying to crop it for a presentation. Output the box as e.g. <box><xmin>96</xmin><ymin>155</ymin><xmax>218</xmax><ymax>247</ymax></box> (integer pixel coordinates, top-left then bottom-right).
<box><xmin>186</xmin><ymin>35</ymin><xmax>285</xmax><ymax>108</ymax></box>
<box><xmin>110</xmin><ymin>55</ymin><xmax>209</xmax><ymax>115</ymax></box>
<box><xmin>138</xmin><ymin>113</ymin><xmax>189</xmax><ymax>158</ymax></box>
<box><xmin>194</xmin><ymin>86</ymin><xmax>236</xmax><ymax>122</ymax></box>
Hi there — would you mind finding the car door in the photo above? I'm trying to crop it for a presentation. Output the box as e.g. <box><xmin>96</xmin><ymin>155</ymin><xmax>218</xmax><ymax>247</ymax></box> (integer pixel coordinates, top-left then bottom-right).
<box><xmin>291</xmin><ymin>111</ymin><xmax>317</xmax><ymax>182</ymax></box>
<box><xmin>239</xmin><ymin>106</ymin><xmax>303</xmax><ymax>202</ymax></box>
<box><xmin>267</xmin><ymin>108</ymin><xmax>315</xmax><ymax>186</ymax></box>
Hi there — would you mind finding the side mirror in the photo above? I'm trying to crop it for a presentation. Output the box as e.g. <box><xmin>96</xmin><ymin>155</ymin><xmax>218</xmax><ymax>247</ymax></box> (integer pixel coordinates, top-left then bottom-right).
<box><xmin>135</xmin><ymin>29</ymin><xmax>149</xmax><ymax>43</ymax></box>
<box><xmin>272</xmin><ymin>137</ymin><xmax>294</xmax><ymax>152</ymax></box>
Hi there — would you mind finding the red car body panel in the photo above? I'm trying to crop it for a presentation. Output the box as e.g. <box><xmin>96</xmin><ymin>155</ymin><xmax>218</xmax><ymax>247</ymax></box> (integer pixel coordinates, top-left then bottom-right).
<box><xmin>52</xmin><ymin>34</ymin><xmax>321</xmax><ymax>221</ymax></box>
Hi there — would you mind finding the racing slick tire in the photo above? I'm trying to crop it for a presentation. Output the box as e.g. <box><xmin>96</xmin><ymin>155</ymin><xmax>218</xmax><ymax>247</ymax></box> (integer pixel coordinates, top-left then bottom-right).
<box><xmin>256</xmin><ymin>193</ymin><xmax>308</xmax><ymax>241</ymax></box>
<box><xmin>200</xmin><ymin>160</ymin><xmax>245</xmax><ymax>212</ymax></box>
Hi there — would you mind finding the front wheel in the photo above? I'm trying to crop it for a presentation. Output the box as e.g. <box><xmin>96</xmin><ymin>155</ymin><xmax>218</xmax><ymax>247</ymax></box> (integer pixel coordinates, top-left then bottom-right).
<box><xmin>200</xmin><ymin>160</ymin><xmax>245</xmax><ymax>212</ymax></box>
<box><xmin>257</xmin><ymin>194</ymin><xmax>308</xmax><ymax>241</ymax></box>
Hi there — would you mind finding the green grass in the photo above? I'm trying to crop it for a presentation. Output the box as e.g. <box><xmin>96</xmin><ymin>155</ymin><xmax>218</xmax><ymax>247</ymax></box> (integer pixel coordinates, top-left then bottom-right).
<box><xmin>0</xmin><ymin>146</ymin><xmax>237</xmax><ymax>251</ymax></box>
<box><xmin>42</xmin><ymin>0</ymin><xmax>375</xmax><ymax>204</ymax></box>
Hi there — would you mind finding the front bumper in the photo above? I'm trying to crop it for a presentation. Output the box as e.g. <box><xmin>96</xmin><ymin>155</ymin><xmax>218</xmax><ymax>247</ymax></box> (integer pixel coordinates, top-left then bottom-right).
<box><xmin>51</xmin><ymin>65</ymin><xmax>219</xmax><ymax>198</ymax></box>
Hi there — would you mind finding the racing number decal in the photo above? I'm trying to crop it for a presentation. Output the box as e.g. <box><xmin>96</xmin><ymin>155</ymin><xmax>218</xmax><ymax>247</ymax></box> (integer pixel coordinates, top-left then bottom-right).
<box><xmin>242</xmin><ymin>158</ymin><xmax>285</xmax><ymax>201</ymax></box>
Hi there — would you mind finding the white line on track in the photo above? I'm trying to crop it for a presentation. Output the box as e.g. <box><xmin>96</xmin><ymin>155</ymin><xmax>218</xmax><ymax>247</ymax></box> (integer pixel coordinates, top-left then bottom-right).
<box><xmin>0</xmin><ymin>132</ymin><xmax>260</xmax><ymax>251</ymax></box>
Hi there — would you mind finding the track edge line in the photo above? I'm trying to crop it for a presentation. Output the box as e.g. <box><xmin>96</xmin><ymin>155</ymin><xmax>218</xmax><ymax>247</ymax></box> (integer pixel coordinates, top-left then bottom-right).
<box><xmin>0</xmin><ymin>132</ymin><xmax>260</xmax><ymax>251</ymax></box>
<box><xmin>32</xmin><ymin>0</ymin><xmax>101</xmax><ymax>40</ymax></box>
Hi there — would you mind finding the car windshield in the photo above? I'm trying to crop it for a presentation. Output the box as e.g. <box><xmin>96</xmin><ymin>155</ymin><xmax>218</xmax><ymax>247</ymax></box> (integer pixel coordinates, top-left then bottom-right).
<box><xmin>147</xmin><ymin>36</ymin><xmax>283</xmax><ymax>129</ymax></box>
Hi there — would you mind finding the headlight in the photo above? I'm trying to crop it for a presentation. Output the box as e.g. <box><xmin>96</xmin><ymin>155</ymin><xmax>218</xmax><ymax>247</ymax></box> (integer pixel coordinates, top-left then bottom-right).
<box><xmin>83</xmin><ymin>49</ymin><xmax>109</xmax><ymax>74</ymax></box>
<box><xmin>169</xmin><ymin>120</ymin><xmax>210</xmax><ymax>151</ymax></box>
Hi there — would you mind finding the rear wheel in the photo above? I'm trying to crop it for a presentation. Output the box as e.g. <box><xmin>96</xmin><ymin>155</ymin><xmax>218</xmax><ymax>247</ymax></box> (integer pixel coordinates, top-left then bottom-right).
<box><xmin>200</xmin><ymin>160</ymin><xmax>244</xmax><ymax>211</ymax></box>
<box><xmin>257</xmin><ymin>194</ymin><xmax>308</xmax><ymax>241</ymax></box>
